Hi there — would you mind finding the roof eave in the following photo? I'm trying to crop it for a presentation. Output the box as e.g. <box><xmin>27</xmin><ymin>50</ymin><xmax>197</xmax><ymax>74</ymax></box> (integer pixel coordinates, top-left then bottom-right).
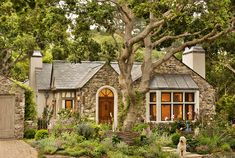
<box><xmin>149</xmin><ymin>88</ymin><xmax>199</xmax><ymax>90</ymax></box>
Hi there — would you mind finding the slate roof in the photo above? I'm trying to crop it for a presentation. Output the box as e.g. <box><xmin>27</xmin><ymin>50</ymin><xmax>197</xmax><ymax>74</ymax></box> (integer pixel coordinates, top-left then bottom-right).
<box><xmin>149</xmin><ymin>74</ymin><xmax>199</xmax><ymax>90</ymax></box>
<box><xmin>36</xmin><ymin>61</ymin><xmax>142</xmax><ymax>90</ymax></box>
<box><xmin>36</xmin><ymin>64</ymin><xmax>52</xmax><ymax>90</ymax></box>
<box><xmin>36</xmin><ymin>61</ymin><xmax>199</xmax><ymax>90</ymax></box>
<box><xmin>52</xmin><ymin>61</ymin><xmax>105</xmax><ymax>89</ymax></box>
<box><xmin>110</xmin><ymin>62</ymin><xmax>142</xmax><ymax>81</ymax></box>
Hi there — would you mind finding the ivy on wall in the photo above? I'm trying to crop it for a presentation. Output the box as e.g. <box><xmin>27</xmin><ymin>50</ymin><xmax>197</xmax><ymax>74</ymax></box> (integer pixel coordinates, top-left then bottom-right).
<box><xmin>15</xmin><ymin>81</ymin><xmax>37</xmax><ymax>121</ymax></box>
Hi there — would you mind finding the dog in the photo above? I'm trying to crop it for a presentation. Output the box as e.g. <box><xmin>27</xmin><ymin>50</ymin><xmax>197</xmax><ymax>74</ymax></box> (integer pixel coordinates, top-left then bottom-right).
<box><xmin>177</xmin><ymin>136</ymin><xmax>187</xmax><ymax>158</ymax></box>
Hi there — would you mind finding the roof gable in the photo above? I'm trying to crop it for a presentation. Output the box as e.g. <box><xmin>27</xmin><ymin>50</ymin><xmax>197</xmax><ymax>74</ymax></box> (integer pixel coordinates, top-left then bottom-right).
<box><xmin>52</xmin><ymin>61</ymin><xmax>105</xmax><ymax>89</ymax></box>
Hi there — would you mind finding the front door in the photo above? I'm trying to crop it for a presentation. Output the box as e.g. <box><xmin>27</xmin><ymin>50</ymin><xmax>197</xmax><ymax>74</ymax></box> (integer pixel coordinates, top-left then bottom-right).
<box><xmin>98</xmin><ymin>88</ymin><xmax>114</xmax><ymax>124</ymax></box>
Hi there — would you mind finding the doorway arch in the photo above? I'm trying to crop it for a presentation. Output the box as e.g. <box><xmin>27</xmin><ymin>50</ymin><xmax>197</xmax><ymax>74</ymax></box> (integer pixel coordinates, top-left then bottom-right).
<box><xmin>96</xmin><ymin>86</ymin><xmax>118</xmax><ymax>129</ymax></box>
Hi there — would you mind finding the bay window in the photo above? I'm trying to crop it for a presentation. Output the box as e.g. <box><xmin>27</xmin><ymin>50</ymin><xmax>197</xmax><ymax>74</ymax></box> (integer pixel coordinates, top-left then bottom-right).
<box><xmin>148</xmin><ymin>91</ymin><xmax>198</xmax><ymax>122</ymax></box>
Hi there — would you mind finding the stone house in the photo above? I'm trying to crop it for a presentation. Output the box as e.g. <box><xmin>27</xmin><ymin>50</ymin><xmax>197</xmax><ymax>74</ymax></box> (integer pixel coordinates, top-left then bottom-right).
<box><xmin>0</xmin><ymin>75</ymin><xmax>25</xmax><ymax>139</ymax></box>
<box><xmin>29</xmin><ymin>46</ymin><xmax>215</xmax><ymax>129</ymax></box>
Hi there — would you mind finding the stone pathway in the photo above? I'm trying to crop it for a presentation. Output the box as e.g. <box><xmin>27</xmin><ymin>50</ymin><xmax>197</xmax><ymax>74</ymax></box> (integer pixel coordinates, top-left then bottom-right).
<box><xmin>0</xmin><ymin>139</ymin><xmax>38</xmax><ymax>158</ymax></box>
<box><xmin>162</xmin><ymin>147</ymin><xmax>203</xmax><ymax>158</ymax></box>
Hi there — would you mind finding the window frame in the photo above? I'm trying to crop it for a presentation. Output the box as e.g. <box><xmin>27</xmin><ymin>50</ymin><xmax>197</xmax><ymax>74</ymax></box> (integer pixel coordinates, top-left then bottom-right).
<box><xmin>62</xmin><ymin>99</ymin><xmax>74</xmax><ymax>110</ymax></box>
<box><xmin>146</xmin><ymin>90</ymin><xmax>199</xmax><ymax>123</ymax></box>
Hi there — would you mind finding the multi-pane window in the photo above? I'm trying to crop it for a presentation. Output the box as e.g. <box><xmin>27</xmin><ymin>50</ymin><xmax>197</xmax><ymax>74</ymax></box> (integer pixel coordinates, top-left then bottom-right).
<box><xmin>65</xmin><ymin>100</ymin><xmax>73</xmax><ymax>110</ymax></box>
<box><xmin>149</xmin><ymin>91</ymin><xmax>196</xmax><ymax>122</ymax></box>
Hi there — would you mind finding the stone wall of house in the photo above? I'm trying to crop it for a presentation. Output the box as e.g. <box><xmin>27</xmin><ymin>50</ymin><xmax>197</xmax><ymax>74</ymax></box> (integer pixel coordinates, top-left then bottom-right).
<box><xmin>81</xmin><ymin>64</ymin><xmax>121</xmax><ymax>120</ymax></box>
<box><xmin>0</xmin><ymin>76</ymin><xmax>25</xmax><ymax>138</ymax></box>
<box><xmin>153</xmin><ymin>57</ymin><xmax>216</xmax><ymax>116</ymax></box>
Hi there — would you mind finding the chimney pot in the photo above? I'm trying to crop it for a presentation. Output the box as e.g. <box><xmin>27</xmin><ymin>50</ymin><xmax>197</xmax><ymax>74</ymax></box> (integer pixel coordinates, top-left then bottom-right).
<box><xmin>32</xmin><ymin>50</ymin><xmax>42</xmax><ymax>57</ymax></box>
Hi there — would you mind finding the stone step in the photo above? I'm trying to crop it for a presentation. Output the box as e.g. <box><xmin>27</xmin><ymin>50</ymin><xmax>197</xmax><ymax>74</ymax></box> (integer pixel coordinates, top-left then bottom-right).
<box><xmin>162</xmin><ymin>147</ymin><xmax>203</xmax><ymax>158</ymax></box>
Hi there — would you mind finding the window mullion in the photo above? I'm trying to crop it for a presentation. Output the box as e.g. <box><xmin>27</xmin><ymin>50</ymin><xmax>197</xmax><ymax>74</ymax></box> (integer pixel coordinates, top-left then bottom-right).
<box><xmin>157</xmin><ymin>91</ymin><xmax>161</xmax><ymax>122</ymax></box>
<box><xmin>146</xmin><ymin>92</ymin><xmax>150</xmax><ymax>122</ymax></box>
<box><xmin>171</xmin><ymin>92</ymin><xmax>173</xmax><ymax>121</ymax></box>
<box><xmin>183</xmin><ymin>92</ymin><xmax>185</xmax><ymax>120</ymax></box>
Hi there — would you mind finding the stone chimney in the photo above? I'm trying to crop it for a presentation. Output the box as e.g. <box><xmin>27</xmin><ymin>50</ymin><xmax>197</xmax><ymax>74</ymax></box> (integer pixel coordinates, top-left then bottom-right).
<box><xmin>29</xmin><ymin>50</ymin><xmax>42</xmax><ymax>92</ymax></box>
<box><xmin>183</xmin><ymin>45</ymin><xmax>205</xmax><ymax>78</ymax></box>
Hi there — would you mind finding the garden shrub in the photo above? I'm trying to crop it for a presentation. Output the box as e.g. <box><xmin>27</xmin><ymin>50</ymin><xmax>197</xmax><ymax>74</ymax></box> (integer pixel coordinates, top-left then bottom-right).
<box><xmin>216</xmin><ymin>94</ymin><xmax>235</xmax><ymax>122</ymax></box>
<box><xmin>24</xmin><ymin>128</ymin><xmax>36</xmax><ymax>139</ymax></box>
<box><xmin>132</xmin><ymin>123</ymin><xmax>148</xmax><ymax>132</ymax></box>
<box><xmin>195</xmin><ymin>145</ymin><xmax>210</xmax><ymax>154</ymax></box>
<box><xmin>77</xmin><ymin>123</ymin><xmax>94</xmax><ymax>139</ymax></box>
<box><xmin>101</xmin><ymin>138</ymin><xmax>114</xmax><ymax>150</ymax></box>
<box><xmin>221</xmin><ymin>143</ymin><xmax>232</xmax><ymax>152</ymax></box>
<box><xmin>134</xmin><ymin>135</ymin><xmax>149</xmax><ymax>146</ymax></box>
<box><xmin>186</xmin><ymin>134</ymin><xmax>199</xmax><ymax>152</ymax></box>
<box><xmin>171</xmin><ymin>132</ymin><xmax>181</xmax><ymax>146</ymax></box>
<box><xmin>144</xmin><ymin>144</ymin><xmax>176</xmax><ymax>158</ymax></box>
<box><xmin>35</xmin><ymin>129</ymin><xmax>49</xmax><ymax>140</ymax></box>
<box><xmin>228</xmin><ymin>139</ymin><xmax>235</xmax><ymax>149</ymax></box>
<box><xmin>197</xmin><ymin>135</ymin><xmax>221</xmax><ymax>153</ymax></box>
<box><xmin>116</xmin><ymin>141</ymin><xmax>129</xmax><ymax>150</ymax></box>
<box><xmin>150</xmin><ymin>132</ymin><xmax>172</xmax><ymax>147</ymax></box>
<box><xmin>151</xmin><ymin>121</ymin><xmax>188</xmax><ymax>135</ymax></box>
<box><xmin>38</xmin><ymin>137</ymin><xmax>58</xmax><ymax>154</ymax></box>
<box><xmin>107</xmin><ymin>151</ymin><xmax>128</xmax><ymax>158</ymax></box>
<box><xmin>61</xmin><ymin>132</ymin><xmax>84</xmax><ymax>148</ymax></box>
<box><xmin>76</xmin><ymin>140</ymin><xmax>106</xmax><ymax>158</ymax></box>
<box><xmin>112</xmin><ymin>135</ymin><xmax>121</xmax><ymax>145</ymax></box>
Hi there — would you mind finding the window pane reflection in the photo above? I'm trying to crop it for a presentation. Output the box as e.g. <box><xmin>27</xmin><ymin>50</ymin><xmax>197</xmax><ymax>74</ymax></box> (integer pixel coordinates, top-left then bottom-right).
<box><xmin>161</xmin><ymin>104</ymin><xmax>171</xmax><ymax>121</ymax></box>
<box><xmin>185</xmin><ymin>104</ymin><xmax>194</xmax><ymax>120</ymax></box>
<box><xmin>161</xmin><ymin>93</ymin><xmax>171</xmax><ymax>102</ymax></box>
<box><xmin>185</xmin><ymin>93</ymin><xmax>194</xmax><ymax>102</ymax></box>
<box><xmin>173</xmin><ymin>104</ymin><xmax>183</xmax><ymax>120</ymax></box>
<box><xmin>150</xmin><ymin>104</ymin><xmax>156</xmax><ymax>121</ymax></box>
<box><xmin>150</xmin><ymin>93</ymin><xmax>156</xmax><ymax>102</ymax></box>
<box><xmin>173</xmin><ymin>92</ymin><xmax>183</xmax><ymax>102</ymax></box>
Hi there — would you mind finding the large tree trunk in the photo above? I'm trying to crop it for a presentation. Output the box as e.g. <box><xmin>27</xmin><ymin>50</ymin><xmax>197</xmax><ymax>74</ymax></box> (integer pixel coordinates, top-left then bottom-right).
<box><xmin>118</xmin><ymin>52</ymin><xmax>138</xmax><ymax>131</ymax></box>
<box><xmin>139</xmin><ymin>35</ymin><xmax>153</xmax><ymax>93</ymax></box>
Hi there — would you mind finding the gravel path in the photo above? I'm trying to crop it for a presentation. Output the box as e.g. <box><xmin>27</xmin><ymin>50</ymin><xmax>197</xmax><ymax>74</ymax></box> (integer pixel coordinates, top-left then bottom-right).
<box><xmin>0</xmin><ymin>139</ymin><xmax>38</xmax><ymax>158</ymax></box>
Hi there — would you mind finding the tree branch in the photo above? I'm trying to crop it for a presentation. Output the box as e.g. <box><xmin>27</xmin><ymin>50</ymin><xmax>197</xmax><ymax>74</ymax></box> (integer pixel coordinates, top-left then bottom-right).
<box><xmin>129</xmin><ymin>11</ymin><xmax>176</xmax><ymax>46</ymax></box>
<box><xmin>132</xmin><ymin>43</ymin><xmax>142</xmax><ymax>54</ymax></box>
<box><xmin>152</xmin><ymin>31</ymin><xmax>202</xmax><ymax>47</ymax></box>
<box><xmin>152</xmin><ymin>25</ymin><xmax>235</xmax><ymax>69</ymax></box>
<box><xmin>225</xmin><ymin>64</ymin><xmax>235</xmax><ymax>74</ymax></box>
<box><xmin>114</xmin><ymin>29</ymin><xmax>124</xmax><ymax>38</ymax></box>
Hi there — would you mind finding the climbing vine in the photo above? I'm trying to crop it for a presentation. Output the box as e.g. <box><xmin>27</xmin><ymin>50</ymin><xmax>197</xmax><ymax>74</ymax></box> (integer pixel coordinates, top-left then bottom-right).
<box><xmin>118</xmin><ymin>91</ymin><xmax>145</xmax><ymax>129</ymax></box>
<box><xmin>15</xmin><ymin>82</ymin><xmax>37</xmax><ymax>120</ymax></box>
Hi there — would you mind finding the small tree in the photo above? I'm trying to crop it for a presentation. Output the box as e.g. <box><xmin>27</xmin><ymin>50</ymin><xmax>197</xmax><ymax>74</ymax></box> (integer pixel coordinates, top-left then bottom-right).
<box><xmin>216</xmin><ymin>94</ymin><xmax>235</xmax><ymax>123</ymax></box>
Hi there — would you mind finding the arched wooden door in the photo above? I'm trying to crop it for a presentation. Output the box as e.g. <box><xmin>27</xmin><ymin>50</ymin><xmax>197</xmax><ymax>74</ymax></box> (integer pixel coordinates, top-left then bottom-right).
<box><xmin>98</xmin><ymin>88</ymin><xmax>114</xmax><ymax>124</ymax></box>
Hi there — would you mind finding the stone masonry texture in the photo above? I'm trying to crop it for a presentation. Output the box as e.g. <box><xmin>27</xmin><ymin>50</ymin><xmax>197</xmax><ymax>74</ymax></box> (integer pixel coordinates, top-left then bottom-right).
<box><xmin>0</xmin><ymin>75</ymin><xmax>25</xmax><ymax>138</ymax></box>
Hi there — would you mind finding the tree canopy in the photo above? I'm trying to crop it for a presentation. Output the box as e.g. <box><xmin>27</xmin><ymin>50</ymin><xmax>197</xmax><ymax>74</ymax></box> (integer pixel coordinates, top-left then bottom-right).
<box><xmin>65</xmin><ymin>0</ymin><xmax>234</xmax><ymax>129</ymax></box>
